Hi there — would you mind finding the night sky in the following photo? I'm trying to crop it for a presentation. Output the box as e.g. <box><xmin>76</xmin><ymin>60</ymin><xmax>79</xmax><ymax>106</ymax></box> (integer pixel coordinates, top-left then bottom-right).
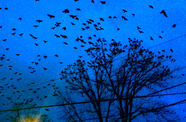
<box><xmin>0</xmin><ymin>0</ymin><xmax>185</xmax><ymax>121</ymax></box>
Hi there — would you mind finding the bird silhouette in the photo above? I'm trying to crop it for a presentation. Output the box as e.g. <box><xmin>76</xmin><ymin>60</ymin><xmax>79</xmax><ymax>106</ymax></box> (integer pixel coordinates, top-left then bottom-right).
<box><xmin>160</xmin><ymin>10</ymin><xmax>168</xmax><ymax>17</ymax></box>
<box><xmin>148</xmin><ymin>5</ymin><xmax>154</xmax><ymax>9</ymax></box>
<box><xmin>122</xmin><ymin>9</ymin><xmax>127</xmax><ymax>13</ymax></box>
<box><xmin>172</xmin><ymin>24</ymin><xmax>176</xmax><ymax>28</ymax></box>
<box><xmin>100</xmin><ymin>1</ymin><xmax>106</xmax><ymax>4</ymax></box>
<box><xmin>18</xmin><ymin>17</ymin><xmax>22</xmax><ymax>20</ymax></box>
<box><xmin>63</xmin><ymin>9</ymin><xmax>70</xmax><ymax>13</ymax></box>
<box><xmin>122</xmin><ymin>16</ymin><xmax>128</xmax><ymax>21</ymax></box>
<box><xmin>150</xmin><ymin>36</ymin><xmax>154</xmax><ymax>40</ymax></box>
<box><xmin>36</xmin><ymin>20</ymin><xmax>43</xmax><ymax>23</ymax></box>
<box><xmin>29</xmin><ymin>34</ymin><xmax>38</xmax><ymax>39</ymax></box>
<box><xmin>47</xmin><ymin>14</ymin><xmax>55</xmax><ymax>18</ymax></box>
<box><xmin>61</xmin><ymin>35</ymin><xmax>68</xmax><ymax>38</ymax></box>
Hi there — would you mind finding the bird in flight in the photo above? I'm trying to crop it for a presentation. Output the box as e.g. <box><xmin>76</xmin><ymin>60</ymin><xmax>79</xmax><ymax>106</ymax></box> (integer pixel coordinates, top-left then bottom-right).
<box><xmin>47</xmin><ymin>14</ymin><xmax>55</xmax><ymax>18</ymax></box>
<box><xmin>62</xmin><ymin>9</ymin><xmax>70</xmax><ymax>14</ymax></box>
<box><xmin>148</xmin><ymin>5</ymin><xmax>154</xmax><ymax>9</ymax></box>
<box><xmin>160</xmin><ymin>10</ymin><xmax>168</xmax><ymax>17</ymax></box>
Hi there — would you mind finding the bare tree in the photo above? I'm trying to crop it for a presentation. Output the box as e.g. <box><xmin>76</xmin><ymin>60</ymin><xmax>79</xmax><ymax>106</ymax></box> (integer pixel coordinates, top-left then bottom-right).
<box><xmin>59</xmin><ymin>38</ymin><xmax>185</xmax><ymax>121</ymax></box>
<box><xmin>59</xmin><ymin>43</ymin><xmax>114</xmax><ymax>121</ymax></box>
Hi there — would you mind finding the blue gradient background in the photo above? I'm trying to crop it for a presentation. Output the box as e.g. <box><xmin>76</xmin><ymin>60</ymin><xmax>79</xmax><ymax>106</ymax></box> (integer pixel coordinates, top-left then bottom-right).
<box><xmin>0</xmin><ymin>0</ymin><xmax>185</xmax><ymax>121</ymax></box>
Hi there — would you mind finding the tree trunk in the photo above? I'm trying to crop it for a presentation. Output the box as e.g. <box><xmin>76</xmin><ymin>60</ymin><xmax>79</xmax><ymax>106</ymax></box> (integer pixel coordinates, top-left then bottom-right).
<box><xmin>128</xmin><ymin>98</ymin><xmax>133</xmax><ymax>122</ymax></box>
<box><xmin>119</xmin><ymin>98</ymin><xmax>127</xmax><ymax>122</ymax></box>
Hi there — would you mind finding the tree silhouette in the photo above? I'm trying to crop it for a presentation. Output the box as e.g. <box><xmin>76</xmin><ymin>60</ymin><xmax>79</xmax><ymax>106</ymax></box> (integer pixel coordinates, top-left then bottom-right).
<box><xmin>59</xmin><ymin>38</ymin><xmax>185</xmax><ymax>121</ymax></box>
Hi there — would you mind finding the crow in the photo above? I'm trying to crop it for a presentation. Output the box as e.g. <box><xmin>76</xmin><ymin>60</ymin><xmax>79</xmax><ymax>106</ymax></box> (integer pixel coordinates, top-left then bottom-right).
<box><xmin>160</xmin><ymin>10</ymin><xmax>168</xmax><ymax>17</ymax></box>
<box><xmin>29</xmin><ymin>34</ymin><xmax>38</xmax><ymax>39</ymax></box>
<box><xmin>54</xmin><ymin>34</ymin><xmax>60</xmax><ymax>38</ymax></box>
<box><xmin>36</xmin><ymin>20</ymin><xmax>43</xmax><ymax>23</ymax></box>
<box><xmin>150</xmin><ymin>36</ymin><xmax>154</xmax><ymax>40</ymax></box>
<box><xmin>148</xmin><ymin>5</ymin><xmax>154</xmax><ymax>9</ymax></box>
<box><xmin>122</xmin><ymin>9</ymin><xmax>127</xmax><ymax>13</ymax></box>
<box><xmin>122</xmin><ymin>16</ymin><xmax>128</xmax><ymax>21</ymax></box>
<box><xmin>100</xmin><ymin>18</ymin><xmax>104</xmax><ymax>21</ymax></box>
<box><xmin>47</xmin><ymin>14</ymin><xmax>55</xmax><ymax>18</ymax></box>
<box><xmin>60</xmin><ymin>35</ymin><xmax>68</xmax><ymax>38</ymax></box>
<box><xmin>62</xmin><ymin>9</ymin><xmax>70</xmax><ymax>13</ymax></box>
<box><xmin>172</xmin><ymin>24</ymin><xmax>176</xmax><ymax>28</ymax></box>
<box><xmin>100</xmin><ymin>1</ymin><xmax>106</xmax><ymax>4</ymax></box>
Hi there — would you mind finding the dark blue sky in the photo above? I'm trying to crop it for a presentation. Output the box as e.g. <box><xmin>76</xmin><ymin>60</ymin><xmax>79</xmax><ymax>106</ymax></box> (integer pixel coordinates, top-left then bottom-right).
<box><xmin>0</xmin><ymin>0</ymin><xmax>185</xmax><ymax>121</ymax></box>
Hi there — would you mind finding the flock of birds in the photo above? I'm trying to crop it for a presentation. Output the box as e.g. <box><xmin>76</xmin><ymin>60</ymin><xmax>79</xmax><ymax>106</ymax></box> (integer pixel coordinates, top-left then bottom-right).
<box><xmin>0</xmin><ymin>0</ymin><xmax>179</xmax><ymax>120</ymax></box>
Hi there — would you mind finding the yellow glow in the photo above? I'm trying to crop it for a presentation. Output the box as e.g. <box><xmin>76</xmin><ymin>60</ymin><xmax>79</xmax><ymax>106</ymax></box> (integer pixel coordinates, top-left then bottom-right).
<box><xmin>19</xmin><ymin>115</ymin><xmax>41</xmax><ymax>122</ymax></box>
